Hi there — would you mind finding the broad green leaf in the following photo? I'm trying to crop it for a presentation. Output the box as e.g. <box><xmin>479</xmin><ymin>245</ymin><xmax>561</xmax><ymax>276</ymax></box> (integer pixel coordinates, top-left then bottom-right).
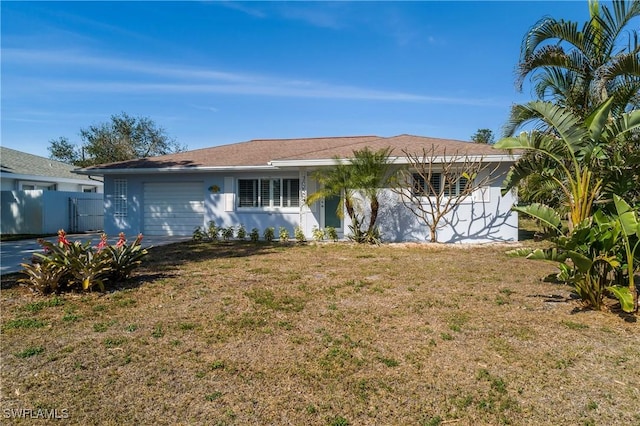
<box><xmin>606</xmin><ymin>285</ymin><xmax>635</xmax><ymax>313</ymax></box>
<box><xmin>592</xmin><ymin>209</ymin><xmax>612</xmax><ymax>227</ymax></box>
<box><xmin>613</xmin><ymin>194</ymin><xmax>632</xmax><ymax>215</ymax></box>
<box><xmin>567</xmin><ymin>251</ymin><xmax>593</xmax><ymax>273</ymax></box>
<box><xmin>505</xmin><ymin>248</ymin><xmax>535</xmax><ymax>258</ymax></box>
<box><xmin>597</xmin><ymin>255</ymin><xmax>620</xmax><ymax>269</ymax></box>
<box><xmin>526</xmin><ymin>248</ymin><xmax>568</xmax><ymax>262</ymax></box>
<box><xmin>613</xmin><ymin>195</ymin><xmax>639</xmax><ymax>236</ymax></box>
<box><xmin>513</xmin><ymin>203</ymin><xmax>562</xmax><ymax>232</ymax></box>
<box><xmin>494</xmin><ymin>133</ymin><xmax>531</xmax><ymax>150</ymax></box>
<box><xmin>619</xmin><ymin>211</ymin><xmax>639</xmax><ymax>236</ymax></box>
<box><xmin>584</xmin><ymin>97</ymin><xmax>614</xmax><ymax>142</ymax></box>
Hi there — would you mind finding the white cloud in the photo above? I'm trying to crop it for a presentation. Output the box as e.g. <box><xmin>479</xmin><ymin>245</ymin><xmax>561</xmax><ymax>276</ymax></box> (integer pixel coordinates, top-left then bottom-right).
<box><xmin>215</xmin><ymin>1</ymin><xmax>267</xmax><ymax>19</ymax></box>
<box><xmin>3</xmin><ymin>48</ymin><xmax>501</xmax><ymax>106</ymax></box>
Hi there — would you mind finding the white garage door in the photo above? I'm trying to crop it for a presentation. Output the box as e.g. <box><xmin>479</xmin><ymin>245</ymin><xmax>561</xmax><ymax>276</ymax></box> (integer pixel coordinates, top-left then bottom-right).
<box><xmin>143</xmin><ymin>182</ymin><xmax>204</xmax><ymax>236</ymax></box>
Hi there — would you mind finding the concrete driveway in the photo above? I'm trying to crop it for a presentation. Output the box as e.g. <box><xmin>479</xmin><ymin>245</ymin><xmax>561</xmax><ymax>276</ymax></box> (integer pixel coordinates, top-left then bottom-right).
<box><xmin>0</xmin><ymin>234</ymin><xmax>192</xmax><ymax>275</ymax></box>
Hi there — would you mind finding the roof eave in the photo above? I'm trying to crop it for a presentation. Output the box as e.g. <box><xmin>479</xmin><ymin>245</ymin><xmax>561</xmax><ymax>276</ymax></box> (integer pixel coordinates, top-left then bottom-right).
<box><xmin>0</xmin><ymin>171</ymin><xmax>104</xmax><ymax>185</ymax></box>
<box><xmin>269</xmin><ymin>154</ymin><xmax>520</xmax><ymax>168</ymax></box>
<box><xmin>73</xmin><ymin>165</ymin><xmax>279</xmax><ymax>176</ymax></box>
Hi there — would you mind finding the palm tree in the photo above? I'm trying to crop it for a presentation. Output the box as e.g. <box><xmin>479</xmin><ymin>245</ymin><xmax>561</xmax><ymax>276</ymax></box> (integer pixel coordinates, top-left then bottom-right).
<box><xmin>347</xmin><ymin>147</ymin><xmax>395</xmax><ymax>237</ymax></box>
<box><xmin>496</xmin><ymin>98</ymin><xmax>640</xmax><ymax>232</ymax></box>
<box><xmin>307</xmin><ymin>147</ymin><xmax>394</xmax><ymax>243</ymax></box>
<box><xmin>505</xmin><ymin>0</ymin><xmax>640</xmax><ymax>136</ymax></box>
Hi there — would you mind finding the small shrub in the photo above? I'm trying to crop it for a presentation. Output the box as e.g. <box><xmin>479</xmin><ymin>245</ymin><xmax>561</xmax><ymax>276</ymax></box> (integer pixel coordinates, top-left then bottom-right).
<box><xmin>207</xmin><ymin>221</ymin><xmax>220</xmax><ymax>241</ymax></box>
<box><xmin>106</xmin><ymin>233</ymin><xmax>149</xmax><ymax>282</ymax></box>
<box><xmin>295</xmin><ymin>226</ymin><xmax>306</xmax><ymax>243</ymax></box>
<box><xmin>237</xmin><ymin>224</ymin><xmax>247</xmax><ymax>240</ymax></box>
<box><xmin>263</xmin><ymin>227</ymin><xmax>275</xmax><ymax>242</ymax></box>
<box><xmin>221</xmin><ymin>226</ymin><xmax>235</xmax><ymax>241</ymax></box>
<box><xmin>279</xmin><ymin>227</ymin><xmax>290</xmax><ymax>243</ymax></box>
<box><xmin>312</xmin><ymin>226</ymin><xmax>325</xmax><ymax>241</ymax></box>
<box><xmin>19</xmin><ymin>261</ymin><xmax>67</xmax><ymax>294</ymax></box>
<box><xmin>192</xmin><ymin>226</ymin><xmax>206</xmax><ymax>241</ymax></box>
<box><xmin>326</xmin><ymin>226</ymin><xmax>338</xmax><ymax>242</ymax></box>
<box><xmin>250</xmin><ymin>228</ymin><xmax>260</xmax><ymax>242</ymax></box>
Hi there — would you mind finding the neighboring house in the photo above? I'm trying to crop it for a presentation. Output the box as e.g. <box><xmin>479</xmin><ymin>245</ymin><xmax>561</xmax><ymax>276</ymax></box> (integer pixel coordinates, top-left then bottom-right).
<box><xmin>76</xmin><ymin>134</ymin><xmax>520</xmax><ymax>243</ymax></box>
<box><xmin>0</xmin><ymin>147</ymin><xmax>103</xmax><ymax>193</ymax></box>
<box><xmin>1</xmin><ymin>147</ymin><xmax>103</xmax><ymax>234</ymax></box>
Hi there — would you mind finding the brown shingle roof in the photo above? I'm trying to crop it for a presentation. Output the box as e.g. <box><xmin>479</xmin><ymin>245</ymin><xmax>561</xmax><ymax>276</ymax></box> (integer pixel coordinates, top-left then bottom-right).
<box><xmin>275</xmin><ymin>134</ymin><xmax>500</xmax><ymax>161</ymax></box>
<box><xmin>79</xmin><ymin>134</ymin><xmax>509</xmax><ymax>172</ymax></box>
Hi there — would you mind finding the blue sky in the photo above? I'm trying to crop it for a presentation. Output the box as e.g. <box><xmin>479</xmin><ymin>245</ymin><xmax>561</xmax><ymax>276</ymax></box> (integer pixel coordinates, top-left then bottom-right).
<box><xmin>2</xmin><ymin>1</ymin><xmax>597</xmax><ymax>158</ymax></box>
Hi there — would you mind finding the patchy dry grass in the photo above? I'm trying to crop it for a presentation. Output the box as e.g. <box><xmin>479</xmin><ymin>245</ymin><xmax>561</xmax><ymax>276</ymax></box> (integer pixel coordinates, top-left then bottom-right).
<box><xmin>1</xmin><ymin>240</ymin><xmax>639</xmax><ymax>425</ymax></box>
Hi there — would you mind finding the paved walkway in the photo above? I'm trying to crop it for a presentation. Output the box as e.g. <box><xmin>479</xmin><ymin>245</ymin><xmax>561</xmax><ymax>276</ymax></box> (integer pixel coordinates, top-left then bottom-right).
<box><xmin>0</xmin><ymin>234</ymin><xmax>191</xmax><ymax>275</ymax></box>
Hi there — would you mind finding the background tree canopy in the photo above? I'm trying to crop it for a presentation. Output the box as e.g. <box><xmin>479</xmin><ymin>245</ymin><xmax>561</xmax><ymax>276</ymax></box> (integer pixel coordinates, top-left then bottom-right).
<box><xmin>48</xmin><ymin>112</ymin><xmax>186</xmax><ymax>167</ymax></box>
<box><xmin>470</xmin><ymin>128</ymin><xmax>495</xmax><ymax>144</ymax></box>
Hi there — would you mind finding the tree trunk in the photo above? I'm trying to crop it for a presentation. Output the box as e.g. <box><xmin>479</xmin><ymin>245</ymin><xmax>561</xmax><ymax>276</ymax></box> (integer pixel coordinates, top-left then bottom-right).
<box><xmin>345</xmin><ymin>196</ymin><xmax>355</xmax><ymax>224</ymax></box>
<box><xmin>429</xmin><ymin>226</ymin><xmax>438</xmax><ymax>243</ymax></box>
<box><xmin>367</xmin><ymin>197</ymin><xmax>379</xmax><ymax>235</ymax></box>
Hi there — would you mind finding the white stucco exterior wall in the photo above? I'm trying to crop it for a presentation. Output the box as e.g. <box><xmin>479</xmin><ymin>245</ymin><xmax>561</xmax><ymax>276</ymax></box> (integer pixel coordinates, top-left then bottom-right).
<box><xmin>101</xmin><ymin>162</ymin><xmax>518</xmax><ymax>243</ymax></box>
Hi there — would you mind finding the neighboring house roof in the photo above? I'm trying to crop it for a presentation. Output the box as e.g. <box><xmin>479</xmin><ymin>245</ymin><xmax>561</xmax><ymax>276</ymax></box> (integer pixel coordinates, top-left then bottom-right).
<box><xmin>76</xmin><ymin>134</ymin><xmax>517</xmax><ymax>174</ymax></box>
<box><xmin>1</xmin><ymin>146</ymin><xmax>102</xmax><ymax>183</ymax></box>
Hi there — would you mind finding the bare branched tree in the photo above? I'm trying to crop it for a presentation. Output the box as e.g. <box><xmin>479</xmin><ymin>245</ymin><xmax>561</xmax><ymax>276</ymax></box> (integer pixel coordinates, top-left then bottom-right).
<box><xmin>392</xmin><ymin>146</ymin><xmax>500</xmax><ymax>242</ymax></box>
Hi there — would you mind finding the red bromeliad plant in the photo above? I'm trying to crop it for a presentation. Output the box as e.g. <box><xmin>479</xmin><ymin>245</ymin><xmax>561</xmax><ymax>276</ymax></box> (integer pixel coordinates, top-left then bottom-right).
<box><xmin>96</xmin><ymin>233</ymin><xmax>108</xmax><ymax>252</ymax></box>
<box><xmin>19</xmin><ymin>230</ymin><xmax>149</xmax><ymax>294</ymax></box>
<box><xmin>57</xmin><ymin>229</ymin><xmax>71</xmax><ymax>246</ymax></box>
<box><xmin>106</xmin><ymin>233</ymin><xmax>149</xmax><ymax>282</ymax></box>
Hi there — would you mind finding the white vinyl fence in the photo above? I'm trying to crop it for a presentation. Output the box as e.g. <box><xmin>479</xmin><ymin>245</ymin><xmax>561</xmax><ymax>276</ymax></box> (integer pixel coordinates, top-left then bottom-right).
<box><xmin>1</xmin><ymin>190</ymin><xmax>103</xmax><ymax>234</ymax></box>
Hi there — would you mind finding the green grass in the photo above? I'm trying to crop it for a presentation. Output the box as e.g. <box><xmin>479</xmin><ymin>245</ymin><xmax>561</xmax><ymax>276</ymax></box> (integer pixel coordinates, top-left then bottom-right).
<box><xmin>205</xmin><ymin>391</ymin><xmax>223</xmax><ymax>401</ymax></box>
<box><xmin>15</xmin><ymin>346</ymin><xmax>44</xmax><ymax>358</ymax></box>
<box><xmin>93</xmin><ymin>322</ymin><xmax>109</xmax><ymax>332</ymax></box>
<box><xmin>245</xmin><ymin>288</ymin><xmax>306</xmax><ymax>312</ymax></box>
<box><xmin>3</xmin><ymin>318</ymin><xmax>46</xmax><ymax>330</ymax></box>
<box><xmin>562</xmin><ymin>321</ymin><xmax>589</xmax><ymax>330</ymax></box>
<box><xmin>1</xmin><ymin>241</ymin><xmax>637</xmax><ymax>425</ymax></box>
<box><xmin>22</xmin><ymin>297</ymin><xmax>64</xmax><ymax>312</ymax></box>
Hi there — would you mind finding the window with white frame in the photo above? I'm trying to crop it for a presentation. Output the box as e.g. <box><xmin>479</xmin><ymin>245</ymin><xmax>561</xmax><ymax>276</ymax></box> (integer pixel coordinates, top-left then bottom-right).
<box><xmin>282</xmin><ymin>178</ymin><xmax>300</xmax><ymax>207</ymax></box>
<box><xmin>19</xmin><ymin>181</ymin><xmax>57</xmax><ymax>191</ymax></box>
<box><xmin>412</xmin><ymin>173</ymin><xmax>469</xmax><ymax>197</ymax></box>
<box><xmin>113</xmin><ymin>179</ymin><xmax>127</xmax><ymax>217</ymax></box>
<box><xmin>238</xmin><ymin>178</ymin><xmax>300</xmax><ymax>208</ymax></box>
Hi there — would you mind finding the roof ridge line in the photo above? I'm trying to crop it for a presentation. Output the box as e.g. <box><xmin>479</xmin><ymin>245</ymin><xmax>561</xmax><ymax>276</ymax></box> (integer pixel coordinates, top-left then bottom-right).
<box><xmin>272</xmin><ymin>135</ymin><xmax>390</xmax><ymax>161</ymax></box>
<box><xmin>249</xmin><ymin>135</ymin><xmax>380</xmax><ymax>143</ymax></box>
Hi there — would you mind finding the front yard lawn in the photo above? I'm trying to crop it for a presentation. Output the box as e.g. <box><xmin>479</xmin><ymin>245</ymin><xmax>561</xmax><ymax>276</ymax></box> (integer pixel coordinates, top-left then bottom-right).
<box><xmin>1</xmin><ymin>241</ymin><xmax>638</xmax><ymax>425</ymax></box>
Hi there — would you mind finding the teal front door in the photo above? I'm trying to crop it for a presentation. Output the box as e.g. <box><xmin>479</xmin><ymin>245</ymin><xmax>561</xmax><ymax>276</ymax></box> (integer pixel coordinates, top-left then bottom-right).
<box><xmin>324</xmin><ymin>195</ymin><xmax>342</xmax><ymax>229</ymax></box>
